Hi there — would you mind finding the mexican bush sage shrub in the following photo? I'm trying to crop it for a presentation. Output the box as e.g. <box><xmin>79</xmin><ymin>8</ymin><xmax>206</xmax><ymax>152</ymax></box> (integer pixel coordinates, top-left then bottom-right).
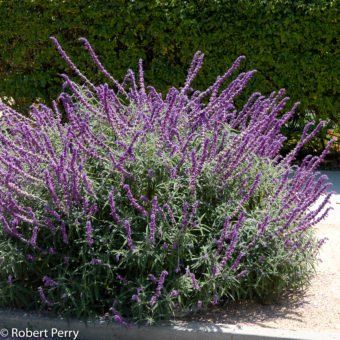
<box><xmin>0</xmin><ymin>37</ymin><xmax>334</xmax><ymax>324</ymax></box>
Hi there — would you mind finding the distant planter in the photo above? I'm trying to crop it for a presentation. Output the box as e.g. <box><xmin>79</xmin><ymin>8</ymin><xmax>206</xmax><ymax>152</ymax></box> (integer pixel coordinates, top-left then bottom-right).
<box><xmin>0</xmin><ymin>37</ymin><xmax>334</xmax><ymax>325</ymax></box>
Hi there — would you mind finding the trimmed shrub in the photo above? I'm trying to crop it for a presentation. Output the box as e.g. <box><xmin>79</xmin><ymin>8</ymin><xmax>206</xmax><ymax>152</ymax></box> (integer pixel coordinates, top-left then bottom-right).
<box><xmin>0</xmin><ymin>0</ymin><xmax>338</xmax><ymax>137</ymax></box>
<box><xmin>0</xmin><ymin>38</ymin><xmax>334</xmax><ymax>324</ymax></box>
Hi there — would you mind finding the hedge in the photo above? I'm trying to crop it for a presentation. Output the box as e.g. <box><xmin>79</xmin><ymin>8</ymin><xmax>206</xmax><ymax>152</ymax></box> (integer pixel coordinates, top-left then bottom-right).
<box><xmin>0</xmin><ymin>0</ymin><xmax>338</xmax><ymax>136</ymax></box>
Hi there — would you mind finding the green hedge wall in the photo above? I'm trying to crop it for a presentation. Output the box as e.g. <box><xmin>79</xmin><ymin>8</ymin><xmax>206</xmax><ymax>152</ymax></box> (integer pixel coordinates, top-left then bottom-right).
<box><xmin>0</xmin><ymin>0</ymin><xmax>338</xmax><ymax>133</ymax></box>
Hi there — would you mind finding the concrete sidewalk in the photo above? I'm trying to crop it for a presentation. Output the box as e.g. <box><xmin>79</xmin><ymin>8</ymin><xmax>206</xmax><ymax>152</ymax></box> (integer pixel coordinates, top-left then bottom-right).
<box><xmin>0</xmin><ymin>309</ymin><xmax>339</xmax><ymax>340</ymax></box>
<box><xmin>318</xmin><ymin>194</ymin><xmax>340</xmax><ymax>226</ymax></box>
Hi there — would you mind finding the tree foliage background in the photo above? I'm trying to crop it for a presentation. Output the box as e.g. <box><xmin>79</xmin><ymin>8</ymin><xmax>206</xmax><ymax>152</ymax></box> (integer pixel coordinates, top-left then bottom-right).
<box><xmin>0</xmin><ymin>0</ymin><xmax>338</xmax><ymax>146</ymax></box>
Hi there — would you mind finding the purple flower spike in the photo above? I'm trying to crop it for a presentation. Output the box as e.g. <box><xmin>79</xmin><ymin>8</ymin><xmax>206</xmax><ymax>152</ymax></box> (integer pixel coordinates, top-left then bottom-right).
<box><xmin>150</xmin><ymin>270</ymin><xmax>168</xmax><ymax>306</ymax></box>
<box><xmin>123</xmin><ymin>184</ymin><xmax>148</xmax><ymax>216</ymax></box>
<box><xmin>38</xmin><ymin>287</ymin><xmax>53</xmax><ymax>307</ymax></box>
<box><xmin>123</xmin><ymin>219</ymin><xmax>135</xmax><ymax>250</ymax></box>
<box><xmin>149</xmin><ymin>196</ymin><xmax>158</xmax><ymax>243</ymax></box>
<box><xmin>85</xmin><ymin>220</ymin><xmax>94</xmax><ymax>247</ymax></box>
<box><xmin>186</xmin><ymin>269</ymin><xmax>201</xmax><ymax>291</ymax></box>
<box><xmin>109</xmin><ymin>189</ymin><xmax>121</xmax><ymax>225</ymax></box>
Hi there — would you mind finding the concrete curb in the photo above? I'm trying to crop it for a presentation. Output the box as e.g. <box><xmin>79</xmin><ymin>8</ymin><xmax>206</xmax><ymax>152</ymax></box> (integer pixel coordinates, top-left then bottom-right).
<box><xmin>0</xmin><ymin>309</ymin><xmax>339</xmax><ymax>340</ymax></box>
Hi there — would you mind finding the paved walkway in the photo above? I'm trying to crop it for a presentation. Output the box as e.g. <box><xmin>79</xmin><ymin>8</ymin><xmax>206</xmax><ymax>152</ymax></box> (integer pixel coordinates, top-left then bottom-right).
<box><xmin>321</xmin><ymin>171</ymin><xmax>340</xmax><ymax>194</ymax></box>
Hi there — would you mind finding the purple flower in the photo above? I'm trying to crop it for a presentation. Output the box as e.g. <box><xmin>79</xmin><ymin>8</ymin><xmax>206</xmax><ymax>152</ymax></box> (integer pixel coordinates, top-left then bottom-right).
<box><xmin>149</xmin><ymin>196</ymin><xmax>158</xmax><ymax>243</ymax></box>
<box><xmin>109</xmin><ymin>189</ymin><xmax>121</xmax><ymax>224</ymax></box>
<box><xmin>60</xmin><ymin>222</ymin><xmax>69</xmax><ymax>245</ymax></box>
<box><xmin>212</xmin><ymin>266</ymin><xmax>220</xmax><ymax>277</ymax></box>
<box><xmin>123</xmin><ymin>184</ymin><xmax>147</xmax><ymax>216</ymax></box>
<box><xmin>38</xmin><ymin>287</ymin><xmax>53</xmax><ymax>307</ymax></box>
<box><xmin>131</xmin><ymin>294</ymin><xmax>140</xmax><ymax>303</ymax></box>
<box><xmin>90</xmin><ymin>258</ymin><xmax>102</xmax><ymax>265</ymax></box>
<box><xmin>111</xmin><ymin>310</ymin><xmax>127</xmax><ymax>326</ymax></box>
<box><xmin>85</xmin><ymin>220</ymin><xmax>94</xmax><ymax>247</ymax></box>
<box><xmin>169</xmin><ymin>290</ymin><xmax>179</xmax><ymax>298</ymax></box>
<box><xmin>48</xmin><ymin>247</ymin><xmax>56</xmax><ymax>254</ymax></box>
<box><xmin>29</xmin><ymin>225</ymin><xmax>39</xmax><ymax>247</ymax></box>
<box><xmin>186</xmin><ymin>269</ymin><xmax>201</xmax><ymax>291</ymax></box>
<box><xmin>150</xmin><ymin>270</ymin><xmax>168</xmax><ymax>306</ymax></box>
<box><xmin>147</xmin><ymin>169</ymin><xmax>154</xmax><ymax>178</ymax></box>
<box><xmin>7</xmin><ymin>275</ymin><xmax>13</xmax><ymax>285</ymax></box>
<box><xmin>27</xmin><ymin>254</ymin><xmax>35</xmax><ymax>262</ymax></box>
<box><xmin>150</xmin><ymin>295</ymin><xmax>157</xmax><ymax>306</ymax></box>
<box><xmin>123</xmin><ymin>219</ymin><xmax>135</xmax><ymax>250</ymax></box>
<box><xmin>181</xmin><ymin>202</ymin><xmax>190</xmax><ymax>228</ymax></box>
<box><xmin>231</xmin><ymin>252</ymin><xmax>246</xmax><ymax>271</ymax></box>
<box><xmin>236</xmin><ymin>270</ymin><xmax>249</xmax><ymax>279</ymax></box>
<box><xmin>148</xmin><ymin>274</ymin><xmax>158</xmax><ymax>283</ymax></box>
<box><xmin>43</xmin><ymin>276</ymin><xmax>58</xmax><ymax>287</ymax></box>
<box><xmin>132</xmin><ymin>287</ymin><xmax>142</xmax><ymax>303</ymax></box>
<box><xmin>117</xmin><ymin>275</ymin><xmax>128</xmax><ymax>284</ymax></box>
<box><xmin>212</xmin><ymin>294</ymin><xmax>219</xmax><ymax>305</ymax></box>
